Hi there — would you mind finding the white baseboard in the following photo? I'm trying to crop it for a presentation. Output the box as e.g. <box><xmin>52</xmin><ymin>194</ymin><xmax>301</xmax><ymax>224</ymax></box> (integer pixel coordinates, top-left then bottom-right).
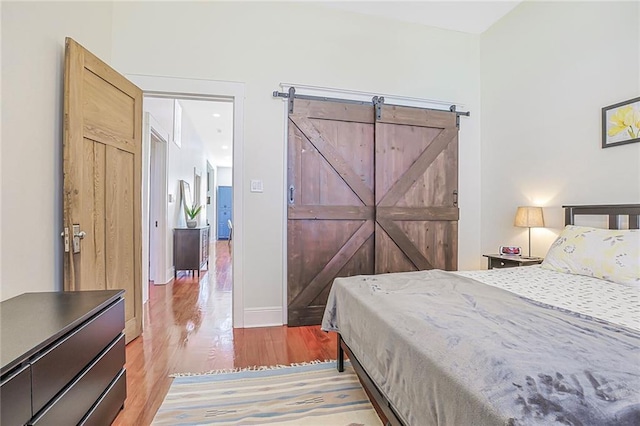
<box><xmin>151</xmin><ymin>268</ymin><xmax>174</xmax><ymax>285</ymax></box>
<box><xmin>165</xmin><ymin>267</ymin><xmax>175</xmax><ymax>284</ymax></box>
<box><xmin>243</xmin><ymin>307</ymin><xmax>283</xmax><ymax>328</ymax></box>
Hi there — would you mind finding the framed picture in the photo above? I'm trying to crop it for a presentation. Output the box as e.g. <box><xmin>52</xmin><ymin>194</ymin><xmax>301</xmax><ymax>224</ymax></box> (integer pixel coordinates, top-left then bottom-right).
<box><xmin>602</xmin><ymin>97</ymin><xmax>640</xmax><ymax>148</ymax></box>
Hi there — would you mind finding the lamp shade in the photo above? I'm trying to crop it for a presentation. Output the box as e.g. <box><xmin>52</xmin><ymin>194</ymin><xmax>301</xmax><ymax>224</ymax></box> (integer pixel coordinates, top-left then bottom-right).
<box><xmin>514</xmin><ymin>206</ymin><xmax>545</xmax><ymax>228</ymax></box>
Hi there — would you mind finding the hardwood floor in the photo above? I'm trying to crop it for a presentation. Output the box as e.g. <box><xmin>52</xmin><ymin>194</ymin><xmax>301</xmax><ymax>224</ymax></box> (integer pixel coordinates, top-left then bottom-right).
<box><xmin>113</xmin><ymin>242</ymin><xmax>336</xmax><ymax>425</ymax></box>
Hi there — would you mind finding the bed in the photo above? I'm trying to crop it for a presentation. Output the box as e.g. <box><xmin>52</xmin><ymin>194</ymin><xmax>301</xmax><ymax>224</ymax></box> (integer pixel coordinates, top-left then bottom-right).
<box><xmin>321</xmin><ymin>204</ymin><xmax>640</xmax><ymax>425</ymax></box>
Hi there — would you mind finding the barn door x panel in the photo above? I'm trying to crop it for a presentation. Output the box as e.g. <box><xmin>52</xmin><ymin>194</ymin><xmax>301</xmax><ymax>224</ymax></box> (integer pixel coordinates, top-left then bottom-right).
<box><xmin>287</xmin><ymin>100</ymin><xmax>375</xmax><ymax>326</ymax></box>
<box><xmin>375</xmin><ymin>105</ymin><xmax>459</xmax><ymax>274</ymax></box>
<box><xmin>287</xmin><ymin>99</ymin><xmax>459</xmax><ymax>326</ymax></box>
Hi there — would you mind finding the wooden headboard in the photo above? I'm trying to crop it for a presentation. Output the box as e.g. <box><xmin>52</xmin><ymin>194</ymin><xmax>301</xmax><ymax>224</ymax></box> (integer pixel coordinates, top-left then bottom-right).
<box><xmin>563</xmin><ymin>204</ymin><xmax>640</xmax><ymax>229</ymax></box>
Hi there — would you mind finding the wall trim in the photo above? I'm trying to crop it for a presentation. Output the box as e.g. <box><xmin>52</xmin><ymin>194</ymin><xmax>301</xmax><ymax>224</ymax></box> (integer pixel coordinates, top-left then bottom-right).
<box><xmin>243</xmin><ymin>307</ymin><xmax>283</xmax><ymax>328</ymax></box>
<box><xmin>127</xmin><ymin>74</ymin><xmax>246</xmax><ymax>328</ymax></box>
<box><xmin>164</xmin><ymin>267</ymin><xmax>175</xmax><ymax>284</ymax></box>
<box><xmin>142</xmin><ymin>113</ymin><xmax>170</xmax><ymax>303</ymax></box>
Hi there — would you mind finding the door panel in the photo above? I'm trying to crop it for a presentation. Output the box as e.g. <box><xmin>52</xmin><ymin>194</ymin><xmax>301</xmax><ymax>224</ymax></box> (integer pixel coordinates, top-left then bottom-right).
<box><xmin>374</xmin><ymin>223</ymin><xmax>417</xmax><ymax>273</ymax></box>
<box><xmin>292</xmin><ymin>116</ymin><xmax>374</xmax><ymax>206</ymax></box>
<box><xmin>105</xmin><ymin>147</ymin><xmax>135</xmax><ymax>322</ymax></box>
<box><xmin>375</xmin><ymin>125</ymin><xmax>439</xmax><ymax>205</ymax></box>
<box><xmin>80</xmin><ymin>140</ymin><xmax>107</xmax><ymax>290</ymax></box>
<box><xmin>64</xmin><ymin>38</ymin><xmax>142</xmax><ymax>342</ymax></box>
<box><xmin>217</xmin><ymin>186</ymin><xmax>232</xmax><ymax>240</ymax></box>
<box><xmin>83</xmin><ymin>70</ymin><xmax>135</xmax><ymax>139</ymax></box>
<box><xmin>287</xmin><ymin>100</ymin><xmax>375</xmax><ymax>326</ymax></box>
<box><xmin>310</xmin><ymin>235</ymin><xmax>374</xmax><ymax>306</ymax></box>
<box><xmin>375</xmin><ymin>105</ymin><xmax>459</xmax><ymax>274</ymax></box>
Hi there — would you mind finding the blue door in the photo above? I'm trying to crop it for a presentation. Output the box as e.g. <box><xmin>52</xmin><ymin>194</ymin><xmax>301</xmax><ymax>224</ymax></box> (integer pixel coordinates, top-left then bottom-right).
<box><xmin>217</xmin><ymin>186</ymin><xmax>232</xmax><ymax>240</ymax></box>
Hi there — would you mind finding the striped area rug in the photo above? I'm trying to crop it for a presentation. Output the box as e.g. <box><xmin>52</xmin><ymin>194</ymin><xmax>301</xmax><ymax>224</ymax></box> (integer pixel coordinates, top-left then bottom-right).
<box><xmin>152</xmin><ymin>361</ymin><xmax>382</xmax><ymax>425</ymax></box>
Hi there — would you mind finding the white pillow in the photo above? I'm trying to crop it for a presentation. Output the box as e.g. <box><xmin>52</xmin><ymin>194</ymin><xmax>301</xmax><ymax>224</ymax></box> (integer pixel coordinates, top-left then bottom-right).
<box><xmin>541</xmin><ymin>225</ymin><xmax>640</xmax><ymax>286</ymax></box>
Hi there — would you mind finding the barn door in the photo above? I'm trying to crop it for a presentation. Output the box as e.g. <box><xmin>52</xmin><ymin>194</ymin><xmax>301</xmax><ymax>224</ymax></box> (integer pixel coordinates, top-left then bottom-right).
<box><xmin>375</xmin><ymin>105</ymin><xmax>459</xmax><ymax>273</ymax></box>
<box><xmin>287</xmin><ymin>100</ymin><xmax>375</xmax><ymax>326</ymax></box>
<box><xmin>63</xmin><ymin>38</ymin><xmax>143</xmax><ymax>342</ymax></box>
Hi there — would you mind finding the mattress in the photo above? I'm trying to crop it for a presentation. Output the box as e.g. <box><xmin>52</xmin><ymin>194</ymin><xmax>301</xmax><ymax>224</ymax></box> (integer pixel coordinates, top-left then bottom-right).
<box><xmin>455</xmin><ymin>266</ymin><xmax>640</xmax><ymax>331</ymax></box>
<box><xmin>322</xmin><ymin>268</ymin><xmax>640</xmax><ymax>425</ymax></box>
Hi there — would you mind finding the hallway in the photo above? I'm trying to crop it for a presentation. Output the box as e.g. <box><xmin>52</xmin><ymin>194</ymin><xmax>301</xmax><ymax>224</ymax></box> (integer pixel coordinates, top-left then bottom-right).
<box><xmin>114</xmin><ymin>242</ymin><xmax>336</xmax><ymax>425</ymax></box>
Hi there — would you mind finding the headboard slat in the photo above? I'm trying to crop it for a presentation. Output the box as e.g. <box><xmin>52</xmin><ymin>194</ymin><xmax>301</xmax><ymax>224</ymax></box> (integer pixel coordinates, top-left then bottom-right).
<box><xmin>563</xmin><ymin>204</ymin><xmax>640</xmax><ymax>229</ymax></box>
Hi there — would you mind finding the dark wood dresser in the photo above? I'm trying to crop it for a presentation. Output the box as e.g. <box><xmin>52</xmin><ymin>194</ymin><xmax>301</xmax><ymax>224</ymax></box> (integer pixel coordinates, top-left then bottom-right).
<box><xmin>174</xmin><ymin>226</ymin><xmax>210</xmax><ymax>278</ymax></box>
<box><xmin>0</xmin><ymin>290</ymin><xmax>126</xmax><ymax>426</ymax></box>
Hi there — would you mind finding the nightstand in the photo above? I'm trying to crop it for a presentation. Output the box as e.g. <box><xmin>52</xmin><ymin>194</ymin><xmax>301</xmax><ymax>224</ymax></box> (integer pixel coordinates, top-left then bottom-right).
<box><xmin>483</xmin><ymin>254</ymin><xmax>544</xmax><ymax>270</ymax></box>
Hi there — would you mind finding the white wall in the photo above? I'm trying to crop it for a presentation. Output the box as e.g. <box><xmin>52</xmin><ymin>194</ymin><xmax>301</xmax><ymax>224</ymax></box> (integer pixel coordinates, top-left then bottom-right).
<box><xmin>110</xmin><ymin>2</ymin><xmax>482</xmax><ymax>320</ymax></box>
<box><xmin>217</xmin><ymin>167</ymin><xmax>232</xmax><ymax>188</ymax></box>
<box><xmin>480</xmin><ymin>1</ymin><xmax>640</xmax><ymax>261</ymax></box>
<box><xmin>1</xmin><ymin>2</ymin><xmax>114</xmax><ymax>301</ymax></box>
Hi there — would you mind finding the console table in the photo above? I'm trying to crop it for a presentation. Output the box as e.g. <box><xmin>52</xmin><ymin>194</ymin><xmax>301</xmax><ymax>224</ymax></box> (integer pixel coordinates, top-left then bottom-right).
<box><xmin>0</xmin><ymin>290</ymin><xmax>126</xmax><ymax>425</ymax></box>
<box><xmin>174</xmin><ymin>226</ymin><xmax>210</xmax><ymax>279</ymax></box>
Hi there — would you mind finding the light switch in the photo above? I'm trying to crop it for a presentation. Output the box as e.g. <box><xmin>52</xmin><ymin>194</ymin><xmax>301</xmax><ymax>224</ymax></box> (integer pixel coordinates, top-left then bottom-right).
<box><xmin>250</xmin><ymin>180</ymin><xmax>263</xmax><ymax>193</ymax></box>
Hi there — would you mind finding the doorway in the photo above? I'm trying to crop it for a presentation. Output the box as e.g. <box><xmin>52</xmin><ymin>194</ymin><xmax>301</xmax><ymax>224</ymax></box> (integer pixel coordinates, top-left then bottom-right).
<box><xmin>147</xmin><ymin>114</ymin><xmax>170</xmax><ymax>283</ymax></box>
<box><xmin>130</xmin><ymin>75</ymin><xmax>245</xmax><ymax>327</ymax></box>
<box><xmin>141</xmin><ymin>91</ymin><xmax>240</xmax><ymax>327</ymax></box>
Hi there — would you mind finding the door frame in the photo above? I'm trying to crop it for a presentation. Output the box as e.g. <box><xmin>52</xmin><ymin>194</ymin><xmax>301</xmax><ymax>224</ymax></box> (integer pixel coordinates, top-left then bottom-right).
<box><xmin>206</xmin><ymin>161</ymin><xmax>216</xmax><ymax>235</ymax></box>
<box><xmin>279</xmin><ymin>83</ymin><xmax>466</xmax><ymax>324</ymax></box>
<box><xmin>128</xmin><ymin>74</ymin><xmax>245</xmax><ymax>327</ymax></box>
<box><xmin>142</xmin><ymin>112</ymin><xmax>171</xmax><ymax>305</ymax></box>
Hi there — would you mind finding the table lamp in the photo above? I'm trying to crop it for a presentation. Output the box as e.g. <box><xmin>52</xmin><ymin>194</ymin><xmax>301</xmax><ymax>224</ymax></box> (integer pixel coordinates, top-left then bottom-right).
<box><xmin>514</xmin><ymin>206</ymin><xmax>545</xmax><ymax>257</ymax></box>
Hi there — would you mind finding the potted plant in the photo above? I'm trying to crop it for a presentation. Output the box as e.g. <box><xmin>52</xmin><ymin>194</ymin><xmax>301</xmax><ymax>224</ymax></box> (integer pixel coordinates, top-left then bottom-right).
<box><xmin>184</xmin><ymin>204</ymin><xmax>202</xmax><ymax>228</ymax></box>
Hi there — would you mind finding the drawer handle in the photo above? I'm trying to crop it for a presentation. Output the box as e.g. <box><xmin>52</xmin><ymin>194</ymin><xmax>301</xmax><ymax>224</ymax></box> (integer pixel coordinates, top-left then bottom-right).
<box><xmin>500</xmin><ymin>261</ymin><xmax>505</xmax><ymax>266</ymax></box>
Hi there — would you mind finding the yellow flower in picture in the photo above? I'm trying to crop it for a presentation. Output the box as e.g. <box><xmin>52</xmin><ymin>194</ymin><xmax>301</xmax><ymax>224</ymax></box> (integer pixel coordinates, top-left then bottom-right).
<box><xmin>604</xmin><ymin>99</ymin><xmax>640</xmax><ymax>146</ymax></box>
<box><xmin>608</xmin><ymin>105</ymin><xmax>640</xmax><ymax>139</ymax></box>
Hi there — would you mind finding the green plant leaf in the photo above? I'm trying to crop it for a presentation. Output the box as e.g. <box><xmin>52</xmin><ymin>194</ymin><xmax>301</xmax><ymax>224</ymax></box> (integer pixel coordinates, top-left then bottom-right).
<box><xmin>185</xmin><ymin>204</ymin><xmax>203</xmax><ymax>219</ymax></box>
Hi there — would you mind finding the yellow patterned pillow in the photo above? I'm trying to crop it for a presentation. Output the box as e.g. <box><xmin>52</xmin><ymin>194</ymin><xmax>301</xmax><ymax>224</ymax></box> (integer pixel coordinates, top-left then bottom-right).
<box><xmin>541</xmin><ymin>225</ymin><xmax>640</xmax><ymax>286</ymax></box>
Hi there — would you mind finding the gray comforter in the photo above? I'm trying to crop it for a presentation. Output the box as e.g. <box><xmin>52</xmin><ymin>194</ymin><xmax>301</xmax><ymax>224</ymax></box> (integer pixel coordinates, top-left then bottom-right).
<box><xmin>321</xmin><ymin>270</ymin><xmax>640</xmax><ymax>425</ymax></box>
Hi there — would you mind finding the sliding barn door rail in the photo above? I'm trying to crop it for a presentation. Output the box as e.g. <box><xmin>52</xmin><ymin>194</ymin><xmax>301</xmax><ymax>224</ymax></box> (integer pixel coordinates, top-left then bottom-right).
<box><xmin>273</xmin><ymin>86</ymin><xmax>470</xmax><ymax>126</ymax></box>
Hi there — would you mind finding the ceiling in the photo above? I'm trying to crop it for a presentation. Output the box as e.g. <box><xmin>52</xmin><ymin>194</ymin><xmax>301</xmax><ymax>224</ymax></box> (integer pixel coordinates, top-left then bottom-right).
<box><xmin>317</xmin><ymin>1</ymin><xmax>522</xmax><ymax>34</ymax></box>
<box><xmin>178</xmin><ymin>2</ymin><xmax>521</xmax><ymax>162</ymax></box>
<box><xmin>180</xmin><ymin>99</ymin><xmax>234</xmax><ymax>168</ymax></box>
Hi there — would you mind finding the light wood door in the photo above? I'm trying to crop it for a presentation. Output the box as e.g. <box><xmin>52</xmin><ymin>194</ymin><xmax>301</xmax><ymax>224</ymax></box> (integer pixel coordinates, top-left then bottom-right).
<box><xmin>287</xmin><ymin>100</ymin><xmax>375</xmax><ymax>326</ymax></box>
<box><xmin>375</xmin><ymin>105</ymin><xmax>459</xmax><ymax>273</ymax></box>
<box><xmin>63</xmin><ymin>38</ymin><xmax>143</xmax><ymax>343</ymax></box>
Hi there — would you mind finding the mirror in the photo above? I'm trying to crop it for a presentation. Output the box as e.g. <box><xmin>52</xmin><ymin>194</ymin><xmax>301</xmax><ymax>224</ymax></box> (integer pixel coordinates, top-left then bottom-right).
<box><xmin>180</xmin><ymin>180</ymin><xmax>193</xmax><ymax>216</ymax></box>
<box><xmin>194</xmin><ymin>168</ymin><xmax>202</xmax><ymax>208</ymax></box>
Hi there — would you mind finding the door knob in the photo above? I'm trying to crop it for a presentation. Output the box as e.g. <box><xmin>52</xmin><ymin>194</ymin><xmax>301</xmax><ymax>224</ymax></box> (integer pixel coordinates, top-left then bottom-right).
<box><xmin>72</xmin><ymin>224</ymin><xmax>85</xmax><ymax>253</ymax></box>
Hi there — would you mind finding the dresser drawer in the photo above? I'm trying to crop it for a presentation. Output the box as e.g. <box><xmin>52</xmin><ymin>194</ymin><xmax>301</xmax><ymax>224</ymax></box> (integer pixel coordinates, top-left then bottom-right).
<box><xmin>1</xmin><ymin>364</ymin><xmax>32</xmax><ymax>426</ymax></box>
<box><xmin>79</xmin><ymin>369</ymin><xmax>127</xmax><ymax>426</ymax></box>
<box><xmin>30</xmin><ymin>334</ymin><xmax>125</xmax><ymax>425</ymax></box>
<box><xmin>31</xmin><ymin>299</ymin><xmax>125</xmax><ymax>414</ymax></box>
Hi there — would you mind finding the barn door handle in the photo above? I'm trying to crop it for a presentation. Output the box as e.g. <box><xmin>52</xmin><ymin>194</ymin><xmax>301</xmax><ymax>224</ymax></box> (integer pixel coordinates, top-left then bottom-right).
<box><xmin>453</xmin><ymin>190</ymin><xmax>458</xmax><ymax>207</ymax></box>
<box><xmin>288</xmin><ymin>185</ymin><xmax>295</xmax><ymax>204</ymax></box>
